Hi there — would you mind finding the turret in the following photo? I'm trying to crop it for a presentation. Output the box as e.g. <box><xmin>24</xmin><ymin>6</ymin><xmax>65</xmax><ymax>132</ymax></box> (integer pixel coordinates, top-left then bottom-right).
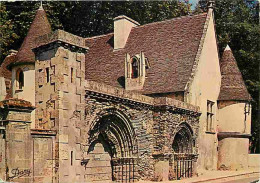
<box><xmin>6</xmin><ymin>5</ymin><xmax>51</xmax><ymax>127</ymax></box>
<box><xmin>217</xmin><ymin>45</ymin><xmax>252</xmax><ymax>170</ymax></box>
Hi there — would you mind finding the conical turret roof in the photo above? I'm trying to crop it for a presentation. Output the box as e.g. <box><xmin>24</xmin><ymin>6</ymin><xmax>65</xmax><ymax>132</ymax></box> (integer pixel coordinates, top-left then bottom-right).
<box><xmin>218</xmin><ymin>45</ymin><xmax>251</xmax><ymax>101</ymax></box>
<box><xmin>10</xmin><ymin>5</ymin><xmax>51</xmax><ymax>67</ymax></box>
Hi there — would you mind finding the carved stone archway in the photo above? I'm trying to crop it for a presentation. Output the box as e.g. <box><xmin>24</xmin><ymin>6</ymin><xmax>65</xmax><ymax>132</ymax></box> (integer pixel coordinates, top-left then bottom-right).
<box><xmin>172</xmin><ymin>123</ymin><xmax>193</xmax><ymax>154</ymax></box>
<box><xmin>170</xmin><ymin>123</ymin><xmax>197</xmax><ymax>180</ymax></box>
<box><xmin>86</xmin><ymin>109</ymin><xmax>138</xmax><ymax>182</ymax></box>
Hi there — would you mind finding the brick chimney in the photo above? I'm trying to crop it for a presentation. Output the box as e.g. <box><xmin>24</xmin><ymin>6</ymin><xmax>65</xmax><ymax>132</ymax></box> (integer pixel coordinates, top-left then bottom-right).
<box><xmin>114</xmin><ymin>15</ymin><xmax>139</xmax><ymax>50</ymax></box>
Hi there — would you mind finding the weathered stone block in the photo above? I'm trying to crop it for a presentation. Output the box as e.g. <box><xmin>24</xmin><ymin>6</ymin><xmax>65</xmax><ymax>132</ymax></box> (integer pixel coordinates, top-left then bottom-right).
<box><xmin>7</xmin><ymin>111</ymin><xmax>31</xmax><ymax>122</ymax></box>
<box><xmin>59</xmin><ymin>135</ymin><xmax>68</xmax><ymax>144</ymax></box>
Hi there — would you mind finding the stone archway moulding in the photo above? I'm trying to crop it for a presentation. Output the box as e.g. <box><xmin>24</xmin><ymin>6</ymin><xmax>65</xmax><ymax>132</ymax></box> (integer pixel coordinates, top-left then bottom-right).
<box><xmin>87</xmin><ymin>107</ymin><xmax>138</xmax><ymax>156</ymax></box>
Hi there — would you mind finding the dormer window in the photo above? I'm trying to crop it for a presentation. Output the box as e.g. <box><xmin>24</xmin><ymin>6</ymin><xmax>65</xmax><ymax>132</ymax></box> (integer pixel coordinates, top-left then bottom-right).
<box><xmin>131</xmin><ymin>57</ymin><xmax>139</xmax><ymax>78</ymax></box>
<box><xmin>145</xmin><ymin>57</ymin><xmax>150</xmax><ymax>69</ymax></box>
<box><xmin>16</xmin><ymin>69</ymin><xmax>24</xmax><ymax>89</ymax></box>
<box><xmin>125</xmin><ymin>52</ymin><xmax>146</xmax><ymax>90</ymax></box>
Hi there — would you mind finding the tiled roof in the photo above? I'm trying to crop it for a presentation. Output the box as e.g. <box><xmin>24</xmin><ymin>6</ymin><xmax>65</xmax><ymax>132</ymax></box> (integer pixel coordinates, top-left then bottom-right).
<box><xmin>8</xmin><ymin>7</ymin><xmax>51</xmax><ymax>68</ymax></box>
<box><xmin>0</xmin><ymin>54</ymin><xmax>14</xmax><ymax>79</ymax></box>
<box><xmin>218</xmin><ymin>45</ymin><xmax>251</xmax><ymax>101</ymax></box>
<box><xmin>0</xmin><ymin>54</ymin><xmax>15</xmax><ymax>99</ymax></box>
<box><xmin>85</xmin><ymin>13</ymin><xmax>208</xmax><ymax>94</ymax></box>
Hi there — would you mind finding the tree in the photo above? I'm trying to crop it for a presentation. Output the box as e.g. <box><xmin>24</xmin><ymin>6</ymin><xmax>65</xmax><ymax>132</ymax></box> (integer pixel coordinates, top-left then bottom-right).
<box><xmin>0</xmin><ymin>1</ymin><xmax>62</xmax><ymax>62</ymax></box>
<box><xmin>1</xmin><ymin>1</ymin><xmax>191</xmax><ymax>63</ymax></box>
<box><xmin>0</xmin><ymin>3</ymin><xmax>18</xmax><ymax>61</ymax></box>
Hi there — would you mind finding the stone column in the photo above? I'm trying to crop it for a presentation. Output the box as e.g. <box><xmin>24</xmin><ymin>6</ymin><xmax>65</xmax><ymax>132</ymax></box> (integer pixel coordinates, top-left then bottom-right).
<box><xmin>33</xmin><ymin>29</ymin><xmax>88</xmax><ymax>182</ymax></box>
<box><xmin>0</xmin><ymin>98</ymin><xmax>34</xmax><ymax>183</ymax></box>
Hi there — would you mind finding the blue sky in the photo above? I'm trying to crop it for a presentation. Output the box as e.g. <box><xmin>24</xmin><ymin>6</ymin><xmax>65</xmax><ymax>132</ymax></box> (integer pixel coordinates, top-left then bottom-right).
<box><xmin>189</xmin><ymin>0</ymin><xmax>199</xmax><ymax>10</ymax></box>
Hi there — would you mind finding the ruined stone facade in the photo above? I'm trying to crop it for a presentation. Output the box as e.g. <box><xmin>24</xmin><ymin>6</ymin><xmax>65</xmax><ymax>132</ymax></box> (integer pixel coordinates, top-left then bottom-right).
<box><xmin>0</xmin><ymin>5</ymin><xmax>254</xmax><ymax>183</ymax></box>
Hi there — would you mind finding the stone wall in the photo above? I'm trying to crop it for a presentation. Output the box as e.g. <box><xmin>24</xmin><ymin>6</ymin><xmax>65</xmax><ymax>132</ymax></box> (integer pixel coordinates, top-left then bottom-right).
<box><xmin>11</xmin><ymin>64</ymin><xmax>36</xmax><ymax>128</ymax></box>
<box><xmin>186</xmin><ymin>9</ymin><xmax>221</xmax><ymax>172</ymax></box>
<box><xmin>0</xmin><ymin>29</ymin><xmax>202</xmax><ymax>183</ymax></box>
<box><xmin>84</xmin><ymin>83</ymin><xmax>200</xmax><ymax>181</ymax></box>
<box><xmin>248</xmin><ymin>154</ymin><xmax>260</xmax><ymax>168</ymax></box>
<box><xmin>217</xmin><ymin>101</ymin><xmax>251</xmax><ymax>170</ymax></box>
<box><xmin>0</xmin><ymin>108</ymin><xmax>57</xmax><ymax>183</ymax></box>
<box><xmin>84</xmin><ymin>93</ymin><xmax>154</xmax><ymax>181</ymax></box>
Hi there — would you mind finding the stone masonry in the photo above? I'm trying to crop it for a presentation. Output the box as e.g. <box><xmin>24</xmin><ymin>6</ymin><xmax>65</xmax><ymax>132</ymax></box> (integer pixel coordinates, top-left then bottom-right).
<box><xmin>0</xmin><ymin>4</ymin><xmax>255</xmax><ymax>183</ymax></box>
<box><xmin>0</xmin><ymin>30</ymin><xmax>200</xmax><ymax>182</ymax></box>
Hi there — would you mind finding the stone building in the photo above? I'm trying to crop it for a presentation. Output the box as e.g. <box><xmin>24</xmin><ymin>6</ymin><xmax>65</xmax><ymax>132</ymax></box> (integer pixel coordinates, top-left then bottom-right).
<box><xmin>0</xmin><ymin>4</ymin><xmax>253</xmax><ymax>183</ymax></box>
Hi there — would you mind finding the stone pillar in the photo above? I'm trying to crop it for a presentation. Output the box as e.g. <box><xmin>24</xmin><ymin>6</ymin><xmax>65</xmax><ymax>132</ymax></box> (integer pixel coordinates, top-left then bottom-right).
<box><xmin>33</xmin><ymin>29</ymin><xmax>88</xmax><ymax>182</ymax></box>
<box><xmin>0</xmin><ymin>98</ymin><xmax>34</xmax><ymax>183</ymax></box>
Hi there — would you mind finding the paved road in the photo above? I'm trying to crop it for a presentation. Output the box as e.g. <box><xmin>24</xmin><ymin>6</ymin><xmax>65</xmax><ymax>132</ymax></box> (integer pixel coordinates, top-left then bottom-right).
<box><xmin>221</xmin><ymin>176</ymin><xmax>260</xmax><ymax>183</ymax></box>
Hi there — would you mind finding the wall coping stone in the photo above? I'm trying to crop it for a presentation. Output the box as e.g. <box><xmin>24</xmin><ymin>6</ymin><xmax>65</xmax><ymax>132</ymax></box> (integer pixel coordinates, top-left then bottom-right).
<box><xmin>85</xmin><ymin>80</ymin><xmax>201</xmax><ymax>113</ymax></box>
<box><xmin>0</xmin><ymin>98</ymin><xmax>35</xmax><ymax>111</ymax></box>
<box><xmin>154</xmin><ymin>97</ymin><xmax>200</xmax><ymax>112</ymax></box>
<box><xmin>33</xmin><ymin>29</ymin><xmax>89</xmax><ymax>51</ymax></box>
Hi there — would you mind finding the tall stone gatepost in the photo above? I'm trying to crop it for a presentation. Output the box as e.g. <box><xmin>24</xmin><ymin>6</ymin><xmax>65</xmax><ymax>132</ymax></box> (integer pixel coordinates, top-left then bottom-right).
<box><xmin>33</xmin><ymin>30</ymin><xmax>88</xmax><ymax>182</ymax></box>
<box><xmin>0</xmin><ymin>98</ymin><xmax>34</xmax><ymax>182</ymax></box>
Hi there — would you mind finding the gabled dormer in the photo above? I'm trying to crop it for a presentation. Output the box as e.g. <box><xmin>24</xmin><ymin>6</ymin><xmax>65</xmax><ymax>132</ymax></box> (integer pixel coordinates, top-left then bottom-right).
<box><xmin>125</xmin><ymin>52</ymin><xmax>146</xmax><ymax>90</ymax></box>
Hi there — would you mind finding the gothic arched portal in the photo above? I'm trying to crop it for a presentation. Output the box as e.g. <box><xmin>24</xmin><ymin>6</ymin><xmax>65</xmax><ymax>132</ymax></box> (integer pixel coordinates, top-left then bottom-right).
<box><xmin>172</xmin><ymin>123</ymin><xmax>193</xmax><ymax>154</ymax></box>
<box><xmin>171</xmin><ymin>123</ymin><xmax>196</xmax><ymax>180</ymax></box>
<box><xmin>86</xmin><ymin>110</ymin><xmax>137</xmax><ymax>182</ymax></box>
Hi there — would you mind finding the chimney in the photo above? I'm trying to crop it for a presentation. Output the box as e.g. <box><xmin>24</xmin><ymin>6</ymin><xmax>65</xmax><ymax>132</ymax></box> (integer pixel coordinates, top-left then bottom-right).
<box><xmin>9</xmin><ymin>49</ymin><xmax>18</xmax><ymax>56</ymax></box>
<box><xmin>114</xmin><ymin>15</ymin><xmax>139</xmax><ymax>50</ymax></box>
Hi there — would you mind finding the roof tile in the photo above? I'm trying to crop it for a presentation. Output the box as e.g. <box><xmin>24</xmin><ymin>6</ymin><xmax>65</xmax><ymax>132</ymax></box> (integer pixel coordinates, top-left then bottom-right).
<box><xmin>9</xmin><ymin>7</ymin><xmax>51</xmax><ymax>67</ymax></box>
<box><xmin>218</xmin><ymin>46</ymin><xmax>251</xmax><ymax>101</ymax></box>
<box><xmin>85</xmin><ymin>13</ymin><xmax>208</xmax><ymax>94</ymax></box>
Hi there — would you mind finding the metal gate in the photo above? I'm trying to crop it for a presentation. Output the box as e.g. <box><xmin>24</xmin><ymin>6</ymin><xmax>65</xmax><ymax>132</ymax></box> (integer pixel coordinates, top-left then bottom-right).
<box><xmin>87</xmin><ymin>112</ymin><xmax>138</xmax><ymax>183</ymax></box>
<box><xmin>111</xmin><ymin>157</ymin><xmax>137</xmax><ymax>182</ymax></box>
<box><xmin>170</xmin><ymin>153</ymin><xmax>197</xmax><ymax>180</ymax></box>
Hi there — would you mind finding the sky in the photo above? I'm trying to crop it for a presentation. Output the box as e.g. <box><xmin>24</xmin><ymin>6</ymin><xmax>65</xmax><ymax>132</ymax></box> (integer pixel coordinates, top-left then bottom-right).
<box><xmin>189</xmin><ymin>0</ymin><xmax>199</xmax><ymax>10</ymax></box>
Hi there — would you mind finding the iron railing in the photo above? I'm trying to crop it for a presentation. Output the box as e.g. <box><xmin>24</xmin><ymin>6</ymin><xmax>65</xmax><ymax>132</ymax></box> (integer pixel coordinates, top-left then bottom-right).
<box><xmin>111</xmin><ymin>157</ymin><xmax>137</xmax><ymax>183</ymax></box>
<box><xmin>169</xmin><ymin>153</ymin><xmax>198</xmax><ymax>180</ymax></box>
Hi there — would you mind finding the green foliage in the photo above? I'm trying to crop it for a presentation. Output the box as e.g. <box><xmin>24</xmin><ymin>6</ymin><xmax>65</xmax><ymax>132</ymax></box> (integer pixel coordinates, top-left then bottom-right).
<box><xmin>48</xmin><ymin>1</ymin><xmax>191</xmax><ymax>37</ymax></box>
<box><xmin>214</xmin><ymin>0</ymin><xmax>260</xmax><ymax>153</ymax></box>
<box><xmin>1</xmin><ymin>1</ymin><xmax>191</xmax><ymax>63</ymax></box>
<box><xmin>0</xmin><ymin>3</ymin><xmax>18</xmax><ymax>61</ymax></box>
<box><xmin>2</xmin><ymin>0</ymin><xmax>258</xmax><ymax>152</ymax></box>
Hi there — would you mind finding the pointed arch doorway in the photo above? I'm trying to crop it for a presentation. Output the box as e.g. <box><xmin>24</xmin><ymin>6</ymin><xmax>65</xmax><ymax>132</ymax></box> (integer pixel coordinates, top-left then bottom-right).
<box><xmin>171</xmin><ymin>123</ymin><xmax>197</xmax><ymax>180</ymax></box>
<box><xmin>86</xmin><ymin>111</ymin><xmax>137</xmax><ymax>183</ymax></box>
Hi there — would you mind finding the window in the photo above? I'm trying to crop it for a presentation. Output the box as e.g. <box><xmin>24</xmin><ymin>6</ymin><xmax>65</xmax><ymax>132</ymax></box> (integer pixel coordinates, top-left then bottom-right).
<box><xmin>71</xmin><ymin>151</ymin><xmax>73</xmax><ymax>166</ymax></box>
<box><xmin>16</xmin><ymin>69</ymin><xmax>24</xmax><ymax>90</ymax></box>
<box><xmin>206</xmin><ymin>100</ymin><xmax>214</xmax><ymax>132</ymax></box>
<box><xmin>71</xmin><ymin>68</ymin><xmax>74</xmax><ymax>83</ymax></box>
<box><xmin>131</xmin><ymin>57</ymin><xmax>138</xmax><ymax>78</ymax></box>
<box><xmin>145</xmin><ymin>57</ymin><xmax>150</xmax><ymax>69</ymax></box>
<box><xmin>46</xmin><ymin>68</ymin><xmax>50</xmax><ymax>83</ymax></box>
